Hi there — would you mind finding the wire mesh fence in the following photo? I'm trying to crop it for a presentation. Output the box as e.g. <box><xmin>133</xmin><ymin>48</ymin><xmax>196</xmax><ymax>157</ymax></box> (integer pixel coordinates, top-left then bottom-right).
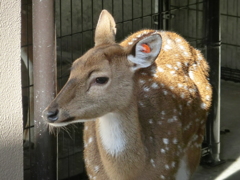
<box><xmin>21</xmin><ymin>0</ymin><xmax>238</xmax><ymax>179</ymax></box>
<box><xmin>221</xmin><ymin>0</ymin><xmax>240</xmax><ymax>82</ymax></box>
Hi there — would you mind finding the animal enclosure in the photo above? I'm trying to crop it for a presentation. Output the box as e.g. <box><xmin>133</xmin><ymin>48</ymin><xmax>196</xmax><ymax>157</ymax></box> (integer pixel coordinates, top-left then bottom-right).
<box><xmin>21</xmin><ymin>0</ymin><xmax>239</xmax><ymax>179</ymax></box>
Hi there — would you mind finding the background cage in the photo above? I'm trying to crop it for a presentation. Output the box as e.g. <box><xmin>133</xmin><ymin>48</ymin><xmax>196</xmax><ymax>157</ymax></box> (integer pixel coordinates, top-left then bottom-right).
<box><xmin>21</xmin><ymin>0</ymin><xmax>239</xmax><ymax>179</ymax></box>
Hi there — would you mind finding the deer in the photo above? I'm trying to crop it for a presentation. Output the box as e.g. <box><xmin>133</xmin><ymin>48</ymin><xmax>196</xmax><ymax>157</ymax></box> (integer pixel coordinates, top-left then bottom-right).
<box><xmin>43</xmin><ymin>10</ymin><xmax>212</xmax><ymax>180</ymax></box>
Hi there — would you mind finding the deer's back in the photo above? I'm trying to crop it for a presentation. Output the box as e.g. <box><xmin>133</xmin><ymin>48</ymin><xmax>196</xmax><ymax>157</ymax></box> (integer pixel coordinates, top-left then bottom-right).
<box><xmin>122</xmin><ymin>30</ymin><xmax>212</xmax><ymax>177</ymax></box>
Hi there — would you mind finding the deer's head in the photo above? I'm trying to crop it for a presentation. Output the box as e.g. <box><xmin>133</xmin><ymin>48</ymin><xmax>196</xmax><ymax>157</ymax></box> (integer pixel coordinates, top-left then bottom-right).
<box><xmin>42</xmin><ymin>10</ymin><xmax>162</xmax><ymax>127</ymax></box>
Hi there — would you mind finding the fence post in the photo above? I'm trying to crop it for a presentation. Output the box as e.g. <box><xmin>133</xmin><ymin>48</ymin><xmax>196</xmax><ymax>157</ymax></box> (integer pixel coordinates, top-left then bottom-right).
<box><xmin>205</xmin><ymin>0</ymin><xmax>222</xmax><ymax>165</ymax></box>
<box><xmin>32</xmin><ymin>0</ymin><xmax>57</xmax><ymax>179</ymax></box>
<box><xmin>158</xmin><ymin>0</ymin><xmax>170</xmax><ymax>30</ymax></box>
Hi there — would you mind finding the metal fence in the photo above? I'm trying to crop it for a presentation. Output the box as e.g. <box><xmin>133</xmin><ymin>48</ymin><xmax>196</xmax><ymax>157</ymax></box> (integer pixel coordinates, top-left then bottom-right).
<box><xmin>21</xmin><ymin>0</ymin><xmax>234</xmax><ymax>179</ymax></box>
<box><xmin>221</xmin><ymin>0</ymin><xmax>240</xmax><ymax>82</ymax></box>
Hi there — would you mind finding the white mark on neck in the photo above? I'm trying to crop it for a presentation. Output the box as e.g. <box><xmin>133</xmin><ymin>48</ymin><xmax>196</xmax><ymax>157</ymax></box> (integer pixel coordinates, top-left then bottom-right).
<box><xmin>98</xmin><ymin>113</ymin><xmax>126</xmax><ymax>156</ymax></box>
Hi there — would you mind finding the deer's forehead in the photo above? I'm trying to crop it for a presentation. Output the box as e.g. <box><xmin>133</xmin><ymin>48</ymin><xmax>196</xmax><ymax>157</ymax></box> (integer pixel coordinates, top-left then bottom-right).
<box><xmin>72</xmin><ymin>45</ymin><xmax>126</xmax><ymax>71</ymax></box>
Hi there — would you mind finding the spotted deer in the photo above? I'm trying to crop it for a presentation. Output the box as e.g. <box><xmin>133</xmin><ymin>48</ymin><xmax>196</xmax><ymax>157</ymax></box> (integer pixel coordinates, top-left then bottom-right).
<box><xmin>43</xmin><ymin>10</ymin><xmax>212</xmax><ymax>180</ymax></box>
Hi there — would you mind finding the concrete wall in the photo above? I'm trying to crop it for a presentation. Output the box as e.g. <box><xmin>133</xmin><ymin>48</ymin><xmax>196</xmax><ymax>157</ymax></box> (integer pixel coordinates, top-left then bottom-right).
<box><xmin>0</xmin><ymin>1</ymin><xmax>23</xmax><ymax>180</ymax></box>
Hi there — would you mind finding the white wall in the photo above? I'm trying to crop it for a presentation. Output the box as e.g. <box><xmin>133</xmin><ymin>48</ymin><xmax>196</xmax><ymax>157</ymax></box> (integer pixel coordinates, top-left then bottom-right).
<box><xmin>0</xmin><ymin>0</ymin><xmax>23</xmax><ymax>179</ymax></box>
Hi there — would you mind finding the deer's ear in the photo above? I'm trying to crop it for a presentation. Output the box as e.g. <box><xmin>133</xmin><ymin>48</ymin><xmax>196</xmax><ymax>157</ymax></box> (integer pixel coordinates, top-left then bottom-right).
<box><xmin>95</xmin><ymin>10</ymin><xmax>116</xmax><ymax>46</ymax></box>
<box><xmin>127</xmin><ymin>34</ymin><xmax>162</xmax><ymax>71</ymax></box>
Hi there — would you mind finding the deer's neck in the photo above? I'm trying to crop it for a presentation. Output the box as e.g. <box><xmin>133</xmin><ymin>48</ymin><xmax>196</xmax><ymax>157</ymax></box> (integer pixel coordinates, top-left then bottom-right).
<box><xmin>97</xmin><ymin>103</ymin><xmax>143</xmax><ymax>157</ymax></box>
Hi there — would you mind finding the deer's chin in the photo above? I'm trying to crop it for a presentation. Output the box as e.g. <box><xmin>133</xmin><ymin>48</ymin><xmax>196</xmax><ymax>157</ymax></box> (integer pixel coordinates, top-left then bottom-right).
<box><xmin>48</xmin><ymin>119</ymin><xmax>96</xmax><ymax>127</ymax></box>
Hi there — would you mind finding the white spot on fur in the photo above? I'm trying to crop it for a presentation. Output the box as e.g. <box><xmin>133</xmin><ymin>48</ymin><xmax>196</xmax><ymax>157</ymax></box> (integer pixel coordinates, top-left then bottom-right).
<box><xmin>180</xmin><ymin>93</ymin><xmax>185</xmax><ymax>99</ymax></box>
<box><xmin>176</xmin><ymin>38</ymin><xmax>182</xmax><ymax>43</ymax></box>
<box><xmin>189</xmin><ymin>88</ymin><xmax>196</xmax><ymax>93</ymax></box>
<box><xmin>179</xmin><ymin>45</ymin><xmax>185</xmax><ymax>50</ymax></box>
<box><xmin>184</xmin><ymin>51</ymin><xmax>189</xmax><ymax>57</ymax></box>
<box><xmin>201</xmin><ymin>103</ymin><xmax>207</xmax><ymax>109</ymax></box>
<box><xmin>197</xmin><ymin>53</ymin><xmax>203</xmax><ymax>60</ymax></box>
<box><xmin>165</xmin><ymin>164</ymin><xmax>170</xmax><ymax>170</ymax></box>
<box><xmin>173</xmin><ymin>116</ymin><xmax>178</xmax><ymax>121</ymax></box>
<box><xmin>94</xmin><ymin>166</ymin><xmax>99</xmax><ymax>173</ymax></box>
<box><xmin>160</xmin><ymin>175</ymin><xmax>166</xmax><ymax>179</ymax></box>
<box><xmin>149</xmin><ymin>119</ymin><xmax>153</xmax><ymax>124</ymax></box>
<box><xmin>163</xmin><ymin>138</ymin><xmax>169</xmax><ymax>144</ymax></box>
<box><xmin>167</xmin><ymin>39</ymin><xmax>172</xmax><ymax>44</ymax></box>
<box><xmin>158</xmin><ymin>66</ymin><xmax>164</xmax><ymax>72</ymax></box>
<box><xmin>189</xmin><ymin>70</ymin><xmax>194</xmax><ymax>80</ymax></box>
<box><xmin>128</xmin><ymin>41</ymin><xmax>133</xmax><ymax>45</ymax></box>
<box><xmin>178</xmin><ymin>83</ymin><xmax>183</xmax><ymax>88</ymax></box>
<box><xmin>206</xmin><ymin>95</ymin><xmax>211</xmax><ymax>101</ymax></box>
<box><xmin>170</xmin><ymin>71</ymin><xmax>175</xmax><ymax>75</ymax></box>
<box><xmin>139</xmin><ymin>79</ymin><xmax>145</xmax><ymax>84</ymax></box>
<box><xmin>88</xmin><ymin>137</ymin><xmax>93</xmax><ymax>144</ymax></box>
<box><xmin>160</xmin><ymin>148</ymin><xmax>166</xmax><ymax>153</ymax></box>
<box><xmin>163</xmin><ymin>90</ymin><xmax>168</xmax><ymax>95</ymax></box>
<box><xmin>192</xmin><ymin>134</ymin><xmax>198</xmax><ymax>141</ymax></box>
<box><xmin>173</xmin><ymin>138</ymin><xmax>178</xmax><ymax>144</ymax></box>
<box><xmin>187</xmin><ymin>100</ymin><xmax>192</xmax><ymax>106</ymax></box>
<box><xmin>176</xmin><ymin>62</ymin><xmax>182</xmax><ymax>67</ymax></box>
<box><xmin>139</xmin><ymin>101</ymin><xmax>145</xmax><ymax>107</ymax></box>
<box><xmin>164</xmin><ymin>44</ymin><xmax>172</xmax><ymax>51</ymax></box>
<box><xmin>99</xmin><ymin>113</ymin><xmax>126</xmax><ymax>156</ymax></box>
<box><xmin>151</xmin><ymin>82</ymin><xmax>159</xmax><ymax>89</ymax></box>
<box><xmin>143</xmin><ymin>86</ymin><xmax>150</xmax><ymax>92</ymax></box>
<box><xmin>150</xmin><ymin>159</ymin><xmax>156</xmax><ymax>168</ymax></box>
<box><xmin>166</xmin><ymin>64</ymin><xmax>172</xmax><ymax>69</ymax></box>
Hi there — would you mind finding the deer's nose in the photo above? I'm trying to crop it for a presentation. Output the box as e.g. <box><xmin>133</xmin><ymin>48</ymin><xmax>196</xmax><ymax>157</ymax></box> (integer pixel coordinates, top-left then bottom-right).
<box><xmin>46</xmin><ymin>109</ymin><xmax>59</xmax><ymax>122</ymax></box>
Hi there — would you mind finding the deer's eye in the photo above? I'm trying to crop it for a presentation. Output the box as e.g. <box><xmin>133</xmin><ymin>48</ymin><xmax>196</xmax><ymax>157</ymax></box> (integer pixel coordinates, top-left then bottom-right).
<box><xmin>95</xmin><ymin>77</ymin><xmax>109</xmax><ymax>84</ymax></box>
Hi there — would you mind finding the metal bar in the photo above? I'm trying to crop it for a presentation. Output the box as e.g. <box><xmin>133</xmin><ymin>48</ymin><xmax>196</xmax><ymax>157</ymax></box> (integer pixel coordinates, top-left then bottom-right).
<box><xmin>158</xmin><ymin>0</ymin><xmax>164</xmax><ymax>29</ymax></box>
<box><xmin>32</xmin><ymin>0</ymin><xmax>57</xmax><ymax>179</ymax></box>
<box><xmin>205</xmin><ymin>0</ymin><xmax>222</xmax><ymax>165</ymax></box>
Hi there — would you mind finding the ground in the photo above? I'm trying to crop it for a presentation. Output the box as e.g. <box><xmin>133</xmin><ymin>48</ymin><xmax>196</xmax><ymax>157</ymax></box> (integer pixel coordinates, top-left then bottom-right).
<box><xmin>192</xmin><ymin>80</ymin><xmax>240</xmax><ymax>180</ymax></box>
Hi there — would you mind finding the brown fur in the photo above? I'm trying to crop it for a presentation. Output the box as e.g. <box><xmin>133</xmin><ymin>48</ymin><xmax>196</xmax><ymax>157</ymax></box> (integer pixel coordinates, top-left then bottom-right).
<box><xmin>43</xmin><ymin>10</ymin><xmax>212</xmax><ymax>180</ymax></box>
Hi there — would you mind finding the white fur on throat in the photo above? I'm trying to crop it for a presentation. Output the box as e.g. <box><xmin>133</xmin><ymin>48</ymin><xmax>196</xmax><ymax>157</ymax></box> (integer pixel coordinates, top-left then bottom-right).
<box><xmin>98</xmin><ymin>113</ymin><xmax>126</xmax><ymax>156</ymax></box>
<box><xmin>176</xmin><ymin>154</ymin><xmax>190</xmax><ymax>180</ymax></box>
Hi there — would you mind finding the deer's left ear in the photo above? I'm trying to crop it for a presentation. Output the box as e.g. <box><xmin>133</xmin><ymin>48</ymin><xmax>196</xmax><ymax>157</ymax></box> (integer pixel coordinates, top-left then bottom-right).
<box><xmin>127</xmin><ymin>34</ymin><xmax>162</xmax><ymax>71</ymax></box>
